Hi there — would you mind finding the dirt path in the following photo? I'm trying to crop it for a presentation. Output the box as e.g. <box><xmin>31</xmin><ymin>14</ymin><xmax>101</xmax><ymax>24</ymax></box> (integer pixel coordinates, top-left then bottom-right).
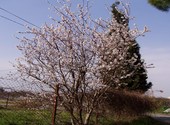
<box><xmin>151</xmin><ymin>114</ymin><xmax>170</xmax><ymax>123</ymax></box>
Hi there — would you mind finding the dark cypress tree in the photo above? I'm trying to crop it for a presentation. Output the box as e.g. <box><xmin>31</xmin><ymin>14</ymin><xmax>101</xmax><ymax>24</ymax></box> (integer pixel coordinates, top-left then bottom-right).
<box><xmin>148</xmin><ymin>0</ymin><xmax>170</xmax><ymax>11</ymax></box>
<box><xmin>110</xmin><ymin>2</ymin><xmax>152</xmax><ymax>92</ymax></box>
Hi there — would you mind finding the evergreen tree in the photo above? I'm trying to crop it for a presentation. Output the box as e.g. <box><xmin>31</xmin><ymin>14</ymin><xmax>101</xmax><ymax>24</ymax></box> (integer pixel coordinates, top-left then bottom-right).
<box><xmin>148</xmin><ymin>0</ymin><xmax>170</xmax><ymax>11</ymax></box>
<box><xmin>109</xmin><ymin>2</ymin><xmax>152</xmax><ymax>92</ymax></box>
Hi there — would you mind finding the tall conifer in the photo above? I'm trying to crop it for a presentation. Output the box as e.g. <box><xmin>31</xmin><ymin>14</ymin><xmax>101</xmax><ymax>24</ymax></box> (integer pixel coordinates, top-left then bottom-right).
<box><xmin>110</xmin><ymin>2</ymin><xmax>152</xmax><ymax>92</ymax></box>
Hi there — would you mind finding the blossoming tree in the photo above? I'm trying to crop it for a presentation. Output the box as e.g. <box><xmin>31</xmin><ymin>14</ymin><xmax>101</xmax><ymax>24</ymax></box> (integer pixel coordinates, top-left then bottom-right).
<box><xmin>15</xmin><ymin>1</ymin><xmax>148</xmax><ymax>125</ymax></box>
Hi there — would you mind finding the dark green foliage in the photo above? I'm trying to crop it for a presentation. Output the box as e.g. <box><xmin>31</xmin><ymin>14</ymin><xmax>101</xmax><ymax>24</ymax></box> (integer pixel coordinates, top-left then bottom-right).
<box><xmin>110</xmin><ymin>3</ymin><xmax>152</xmax><ymax>92</ymax></box>
<box><xmin>148</xmin><ymin>0</ymin><xmax>170</xmax><ymax>11</ymax></box>
<box><xmin>111</xmin><ymin>3</ymin><xmax>128</xmax><ymax>26</ymax></box>
<box><xmin>119</xmin><ymin>41</ymin><xmax>152</xmax><ymax>92</ymax></box>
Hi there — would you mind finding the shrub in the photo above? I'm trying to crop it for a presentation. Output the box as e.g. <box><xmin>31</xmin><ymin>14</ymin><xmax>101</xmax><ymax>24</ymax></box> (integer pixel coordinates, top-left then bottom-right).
<box><xmin>101</xmin><ymin>90</ymin><xmax>156</xmax><ymax>117</ymax></box>
<box><xmin>152</xmin><ymin>97</ymin><xmax>170</xmax><ymax>113</ymax></box>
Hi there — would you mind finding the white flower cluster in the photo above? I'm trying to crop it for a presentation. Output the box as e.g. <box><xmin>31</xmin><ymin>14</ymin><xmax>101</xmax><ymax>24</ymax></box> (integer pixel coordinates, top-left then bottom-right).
<box><xmin>16</xmin><ymin>0</ymin><xmax>147</xmax><ymax>91</ymax></box>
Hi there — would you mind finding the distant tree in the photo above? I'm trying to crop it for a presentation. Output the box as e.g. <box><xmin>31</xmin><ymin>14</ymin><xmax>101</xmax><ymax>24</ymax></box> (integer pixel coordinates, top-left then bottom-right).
<box><xmin>0</xmin><ymin>87</ymin><xmax>4</xmax><ymax>92</ymax></box>
<box><xmin>148</xmin><ymin>0</ymin><xmax>170</xmax><ymax>11</ymax></box>
<box><xmin>105</xmin><ymin>2</ymin><xmax>152</xmax><ymax>92</ymax></box>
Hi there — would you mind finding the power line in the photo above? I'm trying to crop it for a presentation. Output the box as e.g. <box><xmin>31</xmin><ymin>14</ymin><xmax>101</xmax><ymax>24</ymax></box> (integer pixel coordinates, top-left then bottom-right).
<box><xmin>0</xmin><ymin>7</ymin><xmax>40</xmax><ymax>28</ymax></box>
<box><xmin>0</xmin><ymin>14</ymin><xmax>25</xmax><ymax>26</ymax></box>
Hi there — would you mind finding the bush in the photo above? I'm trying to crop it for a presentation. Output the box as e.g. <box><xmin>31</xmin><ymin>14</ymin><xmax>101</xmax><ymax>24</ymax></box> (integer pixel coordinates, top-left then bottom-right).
<box><xmin>101</xmin><ymin>90</ymin><xmax>156</xmax><ymax>117</ymax></box>
<box><xmin>152</xmin><ymin>97</ymin><xmax>170</xmax><ymax>113</ymax></box>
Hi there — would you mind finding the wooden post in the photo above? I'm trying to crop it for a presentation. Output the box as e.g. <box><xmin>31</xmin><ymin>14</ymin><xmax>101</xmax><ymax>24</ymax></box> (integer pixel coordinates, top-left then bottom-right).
<box><xmin>52</xmin><ymin>84</ymin><xmax>59</xmax><ymax>125</ymax></box>
<box><xmin>6</xmin><ymin>92</ymin><xmax>10</xmax><ymax>109</ymax></box>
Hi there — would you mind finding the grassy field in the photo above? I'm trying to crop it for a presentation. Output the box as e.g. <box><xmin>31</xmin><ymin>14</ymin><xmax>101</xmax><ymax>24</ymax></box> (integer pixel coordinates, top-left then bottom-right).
<box><xmin>153</xmin><ymin>97</ymin><xmax>170</xmax><ymax>115</ymax></box>
<box><xmin>0</xmin><ymin>109</ymin><xmax>52</xmax><ymax>125</ymax></box>
<box><xmin>0</xmin><ymin>109</ymin><xmax>170</xmax><ymax>125</ymax></box>
<box><xmin>0</xmin><ymin>92</ymin><xmax>170</xmax><ymax>125</ymax></box>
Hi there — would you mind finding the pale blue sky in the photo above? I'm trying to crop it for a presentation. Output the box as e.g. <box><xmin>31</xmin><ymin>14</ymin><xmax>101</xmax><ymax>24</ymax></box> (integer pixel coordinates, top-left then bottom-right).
<box><xmin>0</xmin><ymin>0</ymin><xmax>170</xmax><ymax>97</ymax></box>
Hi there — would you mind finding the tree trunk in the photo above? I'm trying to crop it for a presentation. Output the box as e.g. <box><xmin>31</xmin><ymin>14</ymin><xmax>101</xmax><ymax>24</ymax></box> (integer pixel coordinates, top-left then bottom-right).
<box><xmin>84</xmin><ymin>109</ymin><xmax>93</xmax><ymax>125</ymax></box>
<box><xmin>95</xmin><ymin>108</ymin><xmax>99</xmax><ymax>125</ymax></box>
<box><xmin>71</xmin><ymin>118</ymin><xmax>76</xmax><ymax>125</ymax></box>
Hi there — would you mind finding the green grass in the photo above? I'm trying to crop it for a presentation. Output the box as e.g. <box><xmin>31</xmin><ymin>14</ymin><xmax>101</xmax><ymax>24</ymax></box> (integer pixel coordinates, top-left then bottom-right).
<box><xmin>0</xmin><ymin>109</ymin><xmax>51</xmax><ymax>125</ymax></box>
<box><xmin>0</xmin><ymin>109</ymin><xmax>170</xmax><ymax>125</ymax></box>
<box><xmin>153</xmin><ymin>97</ymin><xmax>170</xmax><ymax>115</ymax></box>
<box><xmin>155</xmin><ymin>106</ymin><xmax>170</xmax><ymax>115</ymax></box>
